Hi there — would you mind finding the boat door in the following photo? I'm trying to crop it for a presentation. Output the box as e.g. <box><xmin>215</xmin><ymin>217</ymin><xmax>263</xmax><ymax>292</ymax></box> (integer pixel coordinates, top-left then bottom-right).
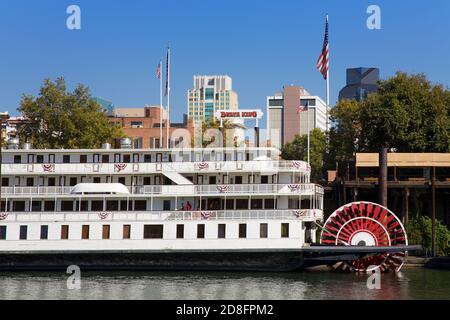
<box><xmin>156</xmin><ymin>153</ymin><xmax>162</xmax><ymax>162</ymax></box>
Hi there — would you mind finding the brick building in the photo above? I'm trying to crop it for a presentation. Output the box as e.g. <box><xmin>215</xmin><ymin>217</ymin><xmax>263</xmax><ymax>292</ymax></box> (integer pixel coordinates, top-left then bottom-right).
<box><xmin>109</xmin><ymin>106</ymin><xmax>194</xmax><ymax>149</ymax></box>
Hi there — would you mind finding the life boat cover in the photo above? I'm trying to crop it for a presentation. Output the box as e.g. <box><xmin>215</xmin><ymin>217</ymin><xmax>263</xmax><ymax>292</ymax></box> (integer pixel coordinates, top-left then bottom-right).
<box><xmin>70</xmin><ymin>183</ymin><xmax>130</xmax><ymax>195</ymax></box>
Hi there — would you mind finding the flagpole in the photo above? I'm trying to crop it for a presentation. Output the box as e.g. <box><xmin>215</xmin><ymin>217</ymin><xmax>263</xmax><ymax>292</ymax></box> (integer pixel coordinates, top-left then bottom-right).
<box><xmin>326</xmin><ymin>14</ymin><xmax>330</xmax><ymax>134</ymax></box>
<box><xmin>166</xmin><ymin>47</ymin><xmax>171</xmax><ymax>149</ymax></box>
<box><xmin>307</xmin><ymin>105</ymin><xmax>310</xmax><ymax>165</ymax></box>
<box><xmin>159</xmin><ymin>59</ymin><xmax>163</xmax><ymax>149</ymax></box>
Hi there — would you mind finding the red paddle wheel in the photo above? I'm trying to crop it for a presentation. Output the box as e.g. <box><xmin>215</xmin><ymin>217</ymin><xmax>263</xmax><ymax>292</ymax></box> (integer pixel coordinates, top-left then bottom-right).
<box><xmin>320</xmin><ymin>202</ymin><xmax>408</xmax><ymax>273</ymax></box>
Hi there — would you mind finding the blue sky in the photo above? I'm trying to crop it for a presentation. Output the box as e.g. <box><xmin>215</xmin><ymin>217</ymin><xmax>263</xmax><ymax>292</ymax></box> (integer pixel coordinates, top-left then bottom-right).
<box><xmin>1</xmin><ymin>0</ymin><xmax>449</xmax><ymax>123</ymax></box>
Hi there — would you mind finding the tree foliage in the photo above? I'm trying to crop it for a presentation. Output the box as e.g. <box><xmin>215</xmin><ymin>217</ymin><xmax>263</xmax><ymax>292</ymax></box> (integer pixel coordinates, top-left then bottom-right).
<box><xmin>329</xmin><ymin>72</ymin><xmax>450</xmax><ymax>166</ymax></box>
<box><xmin>407</xmin><ymin>215</ymin><xmax>450</xmax><ymax>256</ymax></box>
<box><xmin>17</xmin><ymin>78</ymin><xmax>124</xmax><ymax>149</ymax></box>
<box><xmin>281</xmin><ymin>128</ymin><xmax>326</xmax><ymax>182</ymax></box>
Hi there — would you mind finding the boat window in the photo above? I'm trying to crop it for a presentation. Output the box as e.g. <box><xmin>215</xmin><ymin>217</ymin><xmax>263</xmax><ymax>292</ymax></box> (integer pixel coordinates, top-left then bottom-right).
<box><xmin>144</xmin><ymin>154</ymin><xmax>151</xmax><ymax>163</ymax></box>
<box><xmin>93</xmin><ymin>177</ymin><xmax>101</xmax><ymax>184</ymax></box>
<box><xmin>264</xmin><ymin>199</ymin><xmax>275</xmax><ymax>209</ymax></box>
<box><xmin>91</xmin><ymin>201</ymin><xmax>103</xmax><ymax>211</ymax></box>
<box><xmin>40</xmin><ymin>225</ymin><xmax>48</xmax><ymax>240</ymax></box>
<box><xmin>261</xmin><ymin>176</ymin><xmax>269</xmax><ymax>184</ymax></box>
<box><xmin>14</xmin><ymin>176</ymin><xmax>20</xmax><ymax>186</ymax></box>
<box><xmin>239</xmin><ymin>224</ymin><xmax>247</xmax><ymax>238</ymax></box>
<box><xmin>1</xmin><ymin>178</ymin><xmax>8</xmax><ymax>187</ymax></box>
<box><xmin>197</xmin><ymin>224</ymin><xmax>205</xmax><ymax>239</ymax></box>
<box><xmin>27</xmin><ymin>154</ymin><xmax>34</xmax><ymax>164</ymax></box>
<box><xmin>61</xmin><ymin>201</ymin><xmax>74</xmax><ymax>212</ymax></box>
<box><xmin>26</xmin><ymin>177</ymin><xmax>34</xmax><ymax>187</ymax></box>
<box><xmin>19</xmin><ymin>225</ymin><xmax>28</xmax><ymax>240</ymax></box>
<box><xmin>143</xmin><ymin>225</ymin><xmax>163</xmax><ymax>239</ymax></box>
<box><xmin>123</xmin><ymin>155</ymin><xmax>131</xmax><ymax>163</ymax></box>
<box><xmin>226</xmin><ymin>199</ymin><xmax>234</xmax><ymax>210</ymax></box>
<box><xmin>61</xmin><ymin>225</ymin><xmax>69</xmax><ymax>240</ymax></box>
<box><xmin>69</xmin><ymin>177</ymin><xmax>77</xmax><ymax>186</ymax></box>
<box><xmin>102</xmin><ymin>225</ymin><xmax>110</xmax><ymax>240</ymax></box>
<box><xmin>31</xmin><ymin>201</ymin><xmax>42</xmax><ymax>212</ymax></box>
<box><xmin>13</xmin><ymin>201</ymin><xmax>25</xmax><ymax>212</ymax></box>
<box><xmin>106</xmin><ymin>201</ymin><xmax>119</xmax><ymax>211</ymax></box>
<box><xmin>37</xmin><ymin>155</ymin><xmax>44</xmax><ymax>163</ymax></box>
<box><xmin>133</xmin><ymin>154</ymin><xmax>139</xmax><ymax>163</ymax></box>
<box><xmin>0</xmin><ymin>226</ymin><xmax>7</xmax><ymax>240</ymax></box>
<box><xmin>44</xmin><ymin>201</ymin><xmax>55</xmax><ymax>211</ymax></box>
<box><xmin>218</xmin><ymin>224</ymin><xmax>226</xmax><ymax>239</ymax></box>
<box><xmin>209</xmin><ymin>176</ymin><xmax>217</xmax><ymax>185</ymax></box>
<box><xmin>80</xmin><ymin>155</ymin><xmax>87</xmax><ymax>163</ymax></box>
<box><xmin>251</xmin><ymin>199</ymin><xmax>263</xmax><ymax>209</ymax></box>
<box><xmin>14</xmin><ymin>155</ymin><xmax>21</xmax><ymax>164</ymax></box>
<box><xmin>123</xmin><ymin>225</ymin><xmax>131</xmax><ymax>239</ymax></box>
<box><xmin>143</xmin><ymin>177</ymin><xmax>151</xmax><ymax>185</ymax></box>
<box><xmin>48</xmin><ymin>154</ymin><xmax>55</xmax><ymax>164</ymax></box>
<box><xmin>48</xmin><ymin>177</ymin><xmax>55</xmax><ymax>186</ymax></box>
<box><xmin>260</xmin><ymin>223</ymin><xmax>268</xmax><ymax>238</ymax></box>
<box><xmin>281</xmin><ymin>223</ymin><xmax>290</xmax><ymax>238</ymax></box>
<box><xmin>102</xmin><ymin>155</ymin><xmax>109</xmax><ymax>163</ymax></box>
<box><xmin>93</xmin><ymin>154</ymin><xmax>100</xmax><ymax>163</ymax></box>
<box><xmin>63</xmin><ymin>155</ymin><xmax>70</xmax><ymax>163</ymax></box>
<box><xmin>163</xmin><ymin>200</ymin><xmax>171</xmax><ymax>211</ymax></box>
<box><xmin>236</xmin><ymin>199</ymin><xmax>248</xmax><ymax>210</ymax></box>
<box><xmin>176</xmin><ymin>225</ymin><xmax>185</xmax><ymax>239</ymax></box>
<box><xmin>134</xmin><ymin>200</ymin><xmax>147</xmax><ymax>211</ymax></box>
<box><xmin>114</xmin><ymin>154</ymin><xmax>121</xmax><ymax>163</ymax></box>
<box><xmin>235</xmin><ymin>176</ymin><xmax>243</xmax><ymax>185</ymax></box>
<box><xmin>156</xmin><ymin>153</ymin><xmax>162</xmax><ymax>163</ymax></box>
<box><xmin>81</xmin><ymin>225</ymin><xmax>90</xmax><ymax>240</ymax></box>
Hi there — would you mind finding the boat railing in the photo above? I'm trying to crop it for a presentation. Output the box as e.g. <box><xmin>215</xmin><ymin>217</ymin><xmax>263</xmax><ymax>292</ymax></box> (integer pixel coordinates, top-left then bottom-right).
<box><xmin>0</xmin><ymin>160</ymin><xmax>311</xmax><ymax>175</ymax></box>
<box><xmin>0</xmin><ymin>209</ymin><xmax>324</xmax><ymax>222</ymax></box>
<box><xmin>1</xmin><ymin>184</ymin><xmax>323</xmax><ymax>196</ymax></box>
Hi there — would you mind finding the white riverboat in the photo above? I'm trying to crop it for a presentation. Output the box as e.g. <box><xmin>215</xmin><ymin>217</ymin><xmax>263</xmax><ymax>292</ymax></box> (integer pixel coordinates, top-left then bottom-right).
<box><xmin>0</xmin><ymin>145</ymin><xmax>417</xmax><ymax>272</ymax></box>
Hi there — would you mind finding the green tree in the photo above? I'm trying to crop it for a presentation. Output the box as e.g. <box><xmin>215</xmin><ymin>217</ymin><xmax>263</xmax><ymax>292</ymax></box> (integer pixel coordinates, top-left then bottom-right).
<box><xmin>18</xmin><ymin>77</ymin><xmax>124</xmax><ymax>149</ymax></box>
<box><xmin>281</xmin><ymin>128</ymin><xmax>326</xmax><ymax>182</ymax></box>
<box><xmin>359</xmin><ymin>72</ymin><xmax>450</xmax><ymax>152</ymax></box>
<box><xmin>407</xmin><ymin>215</ymin><xmax>450</xmax><ymax>256</ymax></box>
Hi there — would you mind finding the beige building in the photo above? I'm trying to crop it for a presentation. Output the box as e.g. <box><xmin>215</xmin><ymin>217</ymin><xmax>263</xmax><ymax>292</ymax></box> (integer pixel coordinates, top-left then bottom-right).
<box><xmin>267</xmin><ymin>85</ymin><xmax>329</xmax><ymax>150</ymax></box>
<box><xmin>187</xmin><ymin>75</ymin><xmax>238</xmax><ymax>126</ymax></box>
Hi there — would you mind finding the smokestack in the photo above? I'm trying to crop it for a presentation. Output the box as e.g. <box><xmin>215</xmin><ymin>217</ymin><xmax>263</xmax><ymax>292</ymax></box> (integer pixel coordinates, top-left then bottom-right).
<box><xmin>379</xmin><ymin>147</ymin><xmax>388</xmax><ymax>207</ymax></box>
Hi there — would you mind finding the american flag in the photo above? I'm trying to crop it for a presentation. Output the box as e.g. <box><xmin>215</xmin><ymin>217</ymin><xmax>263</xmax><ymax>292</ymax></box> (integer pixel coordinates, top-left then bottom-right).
<box><xmin>297</xmin><ymin>101</ymin><xmax>309</xmax><ymax>114</ymax></box>
<box><xmin>316</xmin><ymin>15</ymin><xmax>329</xmax><ymax>80</ymax></box>
<box><xmin>156</xmin><ymin>60</ymin><xmax>161</xmax><ymax>79</ymax></box>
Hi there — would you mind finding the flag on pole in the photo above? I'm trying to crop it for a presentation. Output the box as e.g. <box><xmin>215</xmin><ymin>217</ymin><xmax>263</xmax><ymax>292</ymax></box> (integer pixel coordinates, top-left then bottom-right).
<box><xmin>297</xmin><ymin>102</ymin><xmax>309</xmax><ymax>114</ymax></box>
<box><xmin>156</xmin><ymin>60</ymin><xmax>161</xmax><ymax>79</ymax></box>
<box><xmin>165</xmin><ymin>47</ymin><xmax>170</xmax><ymax>96</ymax></box>
<box><xmin>316</xmin><ymin>15</ymin><xmax>329</xmax><ymax>80</ymax></box>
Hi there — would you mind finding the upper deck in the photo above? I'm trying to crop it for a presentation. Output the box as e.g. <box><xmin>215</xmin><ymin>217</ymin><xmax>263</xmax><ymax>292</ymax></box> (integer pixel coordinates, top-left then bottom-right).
<box><xmin>0</xmin><ymin>147</ymin><xmax>311</xmax><ymax>175</ymax></box>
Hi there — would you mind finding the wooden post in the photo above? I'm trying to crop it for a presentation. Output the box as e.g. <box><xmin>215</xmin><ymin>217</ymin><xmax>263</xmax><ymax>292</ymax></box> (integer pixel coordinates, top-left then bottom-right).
<box><xmin>403</xmin><ymin>187</ymin><xmax>409</xmax><ymax>226</ymax></box>
<box><xmin>432</xmin><ymin>166</ymin><xmax>436</xmax><ymax>257</ymax></box>
<box><xmin>379</xmin><ymin>148</ymin><xmax>388</xmax><ymax>207</ymax></box>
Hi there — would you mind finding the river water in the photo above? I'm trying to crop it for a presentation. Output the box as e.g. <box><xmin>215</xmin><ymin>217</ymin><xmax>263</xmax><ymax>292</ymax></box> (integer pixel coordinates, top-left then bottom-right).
<box><xmin>0</xmin><ymin>268</ymin><xmax>449</xmax><ymax>300</ymax></box>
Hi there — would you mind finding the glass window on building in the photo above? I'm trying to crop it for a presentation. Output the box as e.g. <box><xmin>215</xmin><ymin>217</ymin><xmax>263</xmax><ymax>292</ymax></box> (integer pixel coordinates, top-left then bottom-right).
<box><xmin>205</xmin><ymin>88</ymin><xmax>214</xmax><ymax>100</ymax></box>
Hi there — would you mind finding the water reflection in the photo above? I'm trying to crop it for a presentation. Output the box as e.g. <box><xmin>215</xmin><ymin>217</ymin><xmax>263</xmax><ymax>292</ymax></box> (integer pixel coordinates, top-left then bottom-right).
<box><xmin>0</xmin><ymin>269</ymin><xmax>449</xmax><ymax>300</ymax></box>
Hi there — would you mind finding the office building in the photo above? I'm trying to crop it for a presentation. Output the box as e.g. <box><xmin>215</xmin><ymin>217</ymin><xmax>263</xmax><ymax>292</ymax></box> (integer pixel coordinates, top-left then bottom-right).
<box><xmin>187</xmin><ymin>75</ymin><xmax>238</xmax><ymax>126</ymax></box>
<box><xmin>339</xmin><ymin>68</ymin><xmax>380</xmax><ymax>101</ymax></box>
<box><xmin>266</xmin><ymin>86</ymin><xmax>329</xmax><ymax>150</ymax></box>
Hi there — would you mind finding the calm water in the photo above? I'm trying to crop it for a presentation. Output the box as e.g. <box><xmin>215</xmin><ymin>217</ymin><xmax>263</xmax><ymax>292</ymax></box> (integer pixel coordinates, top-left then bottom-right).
<box><xmin>0</xmin><ymin>268</ymin><xmax>449</xmax><ymax>300</ymax></box>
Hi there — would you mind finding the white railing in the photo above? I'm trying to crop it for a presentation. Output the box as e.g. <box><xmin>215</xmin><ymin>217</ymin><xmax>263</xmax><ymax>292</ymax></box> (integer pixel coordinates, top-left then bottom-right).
<box><xmin>1</xmin><ymin>184</ymin><xmax>324</xmax><ymax>196</ymax></box>
<box><xmin>0</xmin><ymin>209</ymin><xmax>323</xmax><ymax>223</ymax></box>
<box><xmin>0</xmin><ymin>160</ymin><xmax>311</xmax><ymax>175</ymax></box>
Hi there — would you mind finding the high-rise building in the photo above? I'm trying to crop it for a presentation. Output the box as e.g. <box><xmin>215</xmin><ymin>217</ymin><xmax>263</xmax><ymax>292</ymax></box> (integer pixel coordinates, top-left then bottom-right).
<box><xmin>267</xmin><ymin>86</ymin><xmax>329</xmax><ymax>150</ymax></box>
<box><xmin>339</xmin><ymin>68</ymin><xmax>380</xmax><ymax>101</ymax></box>
<box><xmin>187</xmin><ymin>75</ymin><xmax>238</xmax><ymax>126</ymax></box>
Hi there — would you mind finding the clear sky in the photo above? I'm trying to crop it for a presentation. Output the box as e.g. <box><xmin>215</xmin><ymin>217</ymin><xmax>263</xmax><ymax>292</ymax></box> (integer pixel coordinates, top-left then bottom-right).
<box><xmin>1</xmin><ymin>0</ymin><xmax>449</xmax><ymax>123</ymax></box>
